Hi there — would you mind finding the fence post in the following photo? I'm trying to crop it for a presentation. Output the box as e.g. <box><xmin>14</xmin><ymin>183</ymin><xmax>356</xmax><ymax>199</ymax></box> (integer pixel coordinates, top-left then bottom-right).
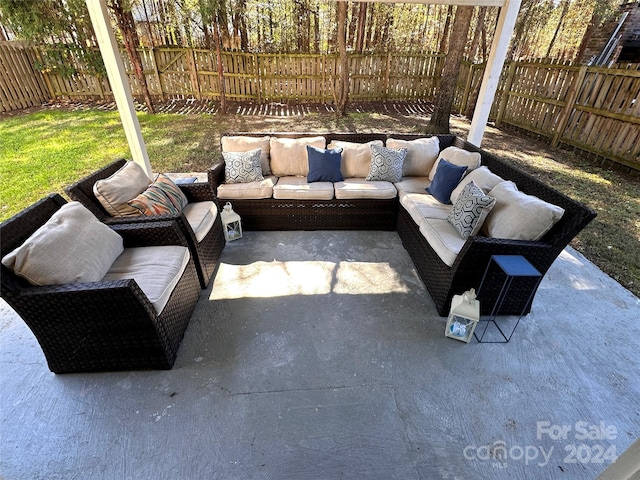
<box><xmin>33</xmin><ymin>46</ymin><xmax>56</xmax><ymax>101</ymax></box>
<box><xmin>552</xmin><ymin>65</ymin><xmax>588</xmax><ymax>148</ymax></box>
<box><xmin>495</xmin><ymin>61</ymin><xmax>517</xmax><ymax>127</ymax></box>
<box><xmin>151</xmin><ymin>47</ymin><xmax>164</xmax><ymax>101</ymax></box>
<box><xmin>460</xmin><ymin>61</ymin><xmax>474</xmax><ymax>114</ymax></box>
<box><xmin>187</xmin><ymin>48</ymin><xmax>201</xmax><ymax>100</ymax></box>
<box><xmin>321</xmin><ymin>53</ymin><xmax>325</xmax><ymax>104</ymax></box>
<box><xmin>254</xmin><ymin>53</ymin><xmax>261</xmax><ymax>104</ymax></box>
<box><xmin>384</xmin><ymin>52</ymin><xmax>391</xmax><ymax>102</ymax></box>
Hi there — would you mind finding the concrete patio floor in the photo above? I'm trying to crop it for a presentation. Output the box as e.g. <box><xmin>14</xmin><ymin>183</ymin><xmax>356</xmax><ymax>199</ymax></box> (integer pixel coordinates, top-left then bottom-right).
<box><xmin>1</xmin><ymin>230</ymin><xmax>638</xmax><ymax>479</ymax></box>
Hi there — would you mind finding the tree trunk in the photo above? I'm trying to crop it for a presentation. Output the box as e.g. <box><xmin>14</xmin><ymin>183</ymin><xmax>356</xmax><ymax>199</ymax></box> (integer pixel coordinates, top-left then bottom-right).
<box><xmin>355</xmin><ymin>2</ymin><xmax>367</xmax><ymax>53</ymax></box>
<box><xmin>214</xmin><ymin>20</ymin><xmax>226</xmax><ymax>113</ymax></box>
<box><xmin>336</xmin><ymin>1</ymin><xmax>349</xmax><ymax>116</ymax></box>
<box><xmin>428</xmin><ymin>6</ymin><xmax>474</xmax><ymax>133</ymax></box>
<box><xmin>470</xmin><ymin>7</ymin><xmax>487</xmax><ymax>63</ymax></box>
<box><xmin>108</xmin><ymin>0</ymin><xmax>155</xmax><ymax>114</ymax></box>
<box><xmin>312</xmin><ymin>5</ymin><xmax>320</xmax><ymax>53</ymax></box>
<box><xmin>230</xmin><ymin>0</ymin><xmax>248</xmax><ymax>50</ymax></box>
<box><xmin>365</xmin><ymin>3</ymin><xmax>375</xmax><ymax>50</ymax></box>
<box><xmin>507</xmin><ymin>0</ymin><xmax>534</xmax><ymax>61</ymax></box>
<box><xmin>546</xmin><ymin>0</ymin><xmax>571</xmax><ymax>58</ymax></box>
<box><xmin>438</xmin><ymin>5</ymin><xmax>454</xmax><ymax>54</ymax></box>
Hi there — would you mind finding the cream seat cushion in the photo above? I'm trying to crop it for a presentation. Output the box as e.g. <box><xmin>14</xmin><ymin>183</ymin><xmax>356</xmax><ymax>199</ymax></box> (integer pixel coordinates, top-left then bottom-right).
<box><xmin>419</xmin><ymin>218</ymin><xmax>466</xmax><ymax>267</ymax></box>
<box><xmin>93</xmin><ymin>161</ymin><xmax>151</xmax><ymax>217</ymax></box>
<box><xmin>273</xmin><ymin>176</ymin><xmax>334</xmax><ymax>200</ymax></box>
<box><xmin>2</xmin><ymin>202</ymin><xmax>124</xmax><ymax>286</ymax></box>
<box><xmin>400</xmin><ymin>193</ymin><xmax>451</xmax><ymax>225</ymax></box>
<box><xmin>103</xmin><ymin>245</ymin><xmax>190</xmax><ymax>315</ymax></box>
<box><xmin>429</xmin><ymin>146</ymin><xmax>481</xmax><ymax>181</ymax></box>
<box><xmin>183</xmin><ymin>201</ymin><xmax>218</xmax><ymax>242</ymax></box>
<box><xmin>386</xmin><ymin>137</ymin><xmax>439</xmax><ymax>177</ymax></box>
<box><xmin>394</xmin><ymin>177</ymin><xmax>431</xmax><ymax>201</ymax></box>
<box><xmin>221</xmin><ymin>135</ymin><xmax>272</xmax><ymax>176</ymax></box>
<box><xmin>334</xmin><ymin>178</ymin><xmax>397</xmax><ymax>200</ymax></box>
<box><xmin>482</xmin><ymin>181</ymin><xmax>565</xmax><ymax>241</ymax></box>
<box><xmin>217</xmin><ymin>175</ymin><xmax>278</xmax><ymax>199</ymax></box>
<box><xmin>269</xmin><ymin>136</ymin><xmax>326</xmax><ymax>177</ymax></box>
<box><xmin>327</xmin><ymin>140</ymin><xmax>384</xmax><ymax>179</ymax></box>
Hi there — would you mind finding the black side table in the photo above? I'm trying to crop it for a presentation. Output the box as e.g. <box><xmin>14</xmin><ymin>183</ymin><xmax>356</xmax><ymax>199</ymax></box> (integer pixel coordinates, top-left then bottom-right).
<box><xmin>475</xmin><ymin>255</ymin><xmax>542</xmax><ymax>343</ymax></box>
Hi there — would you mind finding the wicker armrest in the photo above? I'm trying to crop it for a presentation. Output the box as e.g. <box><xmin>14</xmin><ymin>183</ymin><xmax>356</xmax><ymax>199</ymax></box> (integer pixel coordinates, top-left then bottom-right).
<box><xmin>15</xmin><ymin>278</ymin><xmax>156</xmax><ymax>323</ymax></box>
<box><xmin>103</xmin><ymin>213</ymin><xmax>197</xmax><ymax>244</ymax></box>
<box><xmin>453</xmin><ymin>236</ymin><xmax>554</xmax><ymax>278</ymax></box>
<box><xmin>207</xmin><ymin>160</ymin><xmax>225</xmax><ymax>190</ymax></box>
<box><xmin>110</xmin><ymin>220</ymin><xmax>189</xmax><ymax>248</ymax></box>
<box><xmin>178</xmin><ymin>182</ymin><xmax>216</xmax><ymax>203</ymax></box>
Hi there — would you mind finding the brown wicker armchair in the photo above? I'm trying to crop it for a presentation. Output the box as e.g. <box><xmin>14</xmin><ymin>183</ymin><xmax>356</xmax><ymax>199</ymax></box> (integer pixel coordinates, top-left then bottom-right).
<box><xmin>0</xmin><ymin>194</ymin><xmax>201</xmax><ymax>373</ymax></box>
<box><xmin>66</xmin><ymin>159</ymin><xmax>225</xmax><ymax>288</ymax></box>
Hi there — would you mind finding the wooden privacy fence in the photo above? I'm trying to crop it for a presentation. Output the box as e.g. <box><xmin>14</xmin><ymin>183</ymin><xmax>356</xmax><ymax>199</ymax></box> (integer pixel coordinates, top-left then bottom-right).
<box><xmin>1</xmin><ymin>42</ymin><xmax>638</xmax><ymax>171</ymax></box>
<box><xmin>492</xmin><ymin>59</ymin><xmax>640</xmax><ymax>172</ymax></box>
<box><xmin>0</xmin><ymin>42</ymin><xmax>49</xmax><ymax>111</ymax></box>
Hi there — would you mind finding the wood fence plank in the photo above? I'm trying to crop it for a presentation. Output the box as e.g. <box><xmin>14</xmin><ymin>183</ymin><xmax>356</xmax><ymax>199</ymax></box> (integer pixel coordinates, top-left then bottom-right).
<box><xmin>1</xmin><ymin>44</ymin><xmax>638</xmax><ymax>170</ymax></box>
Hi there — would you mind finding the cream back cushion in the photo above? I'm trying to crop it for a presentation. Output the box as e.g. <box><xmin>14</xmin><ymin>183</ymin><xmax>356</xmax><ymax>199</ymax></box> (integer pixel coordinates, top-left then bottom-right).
<box><xmin>386</xmin><ymin>137</ymin><xmax>439</xmax><ymax>177</ymax></box>
<box><xmin>482</xmin><ymin>181</ymin><xmax>565</xmax><ymax>241</ymax></box>
<box><xmin>93</xmin><ymin>161</ymin><xmax>151</xmax><ymax>217</ymax></box>
<box><xmin>449</xmin><ymin>165</ymin><xmax>504</xmax><ymax>204</ymax></box>
<box><xmin>429</xmin><ymin>146</ymin><xmax>481</xmax><ymax>181</ymax></box>
<box><xmin>269</xmin><ymin>136</ymin><xmax>326</xmax><ymax>177</ymax></box>
<box><xmin>221</xmin><ymin>136</ymin><xmax>272</xmax><ymax>176</ymax></box>
<box><xmin>327</xmin><ymin>140</ymin><xmax>383</xmax><ymax>178</ymax></box>
<box><xmin>2</xmin><ymin>202</ymin><xmax>124</xmax><ymax>286</ymax></box>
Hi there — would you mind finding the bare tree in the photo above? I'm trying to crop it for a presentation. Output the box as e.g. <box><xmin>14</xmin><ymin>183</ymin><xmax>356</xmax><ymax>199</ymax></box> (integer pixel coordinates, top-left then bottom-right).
<box><xmin>546</xmin><ymin>0</ymin><xmax>571</xmax><ymax>58</ymax></box>
<box><xmin>108</xmin><ymin>0</ymin><xmax>155</xmax><ymax>113</ymax></box>
<box><xmin>428</xmin><ymin>6</ymin><xmax>474</xmax><ymax>133</ymax></box>
<box><xmin>437</xmin><ymin>5</ymin><xmax>454</xmax><ymax>54</ymax></box>
<box><xmin>336</xmin><ymin>0</ymin><xmax>348</xmax><ymax>116</ymax></box>
<box><xmin>355</xmin><ymin>2</ymin><xmax>367</xmax><ymax>53</ymax></box>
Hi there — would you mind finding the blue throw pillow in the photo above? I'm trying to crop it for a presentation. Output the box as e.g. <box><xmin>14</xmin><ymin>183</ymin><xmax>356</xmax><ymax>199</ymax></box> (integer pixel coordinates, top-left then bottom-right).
<box><xmin>307</xmin><ymin>146</ymin><xmax>344</xmax><ymax>183</ymax></box>
<box><xmin>426</xmin><ymin>158</ymin><xmax>468</xmax><ymax>204</ymax></box>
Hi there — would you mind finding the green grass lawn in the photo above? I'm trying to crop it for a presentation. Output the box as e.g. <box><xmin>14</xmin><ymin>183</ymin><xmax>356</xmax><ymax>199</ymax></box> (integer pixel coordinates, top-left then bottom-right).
<box><xmin>1</xmin><ymin>105</ymin><xmax>638</xmax><ymax>298</ymax></box>
<box><xmin>0</xmin><ymin>109</ymin><xmax>224</xmax><ymax>220</ymax></box>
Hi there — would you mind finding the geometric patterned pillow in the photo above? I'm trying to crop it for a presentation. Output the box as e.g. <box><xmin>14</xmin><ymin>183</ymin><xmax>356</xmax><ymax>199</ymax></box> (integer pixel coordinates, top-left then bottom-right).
<box><xmin>223</xmin><ymin>148</ymin><xmax>264</xmax><ymax>184</ymax></box>
<box><xmin>447</xmin><ymin>181</ymin><xmax>496</xmax><ymax>239</ymax></box>
<box><xmin>365</xmin><ymin>144</ymin><xmax>407</xmax><ymax>183</ymax></box>
<box><xmin>153</xmin><ymin>173</ymin><xmax>189</xmax><ymax>211</ymax></box>
<box><xmin>127</xmin><ymin>183</ymin><xmax>180</xmax><ymax>216</ymax></box>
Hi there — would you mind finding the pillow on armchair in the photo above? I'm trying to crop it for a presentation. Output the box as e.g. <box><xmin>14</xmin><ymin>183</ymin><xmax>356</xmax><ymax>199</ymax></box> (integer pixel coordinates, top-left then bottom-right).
<box><xmin>154</xmin><ymin>173</ymin><xmax>189</xmax><ymax>211</ymax></box>
<box><xmin>93</xmin><ymin>160</ymin><xmax>151</xmax><ymax>217</ymax></box>
<box><xmin>128</xmin><ymin>183</ymin><xmax>181</xmax><ymax>216</ymax></box>
<box><xmin>1</xmin><ymin>202</ymin><xmax>124</xmax><ymax>286</ymax></box>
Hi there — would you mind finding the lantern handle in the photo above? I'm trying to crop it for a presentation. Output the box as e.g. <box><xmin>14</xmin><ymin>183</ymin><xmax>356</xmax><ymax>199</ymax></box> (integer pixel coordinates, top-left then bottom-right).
<box><xmin>463</xmin><ymin>288</ymin><xmax>476</xmax><ymax>303</ymax></box>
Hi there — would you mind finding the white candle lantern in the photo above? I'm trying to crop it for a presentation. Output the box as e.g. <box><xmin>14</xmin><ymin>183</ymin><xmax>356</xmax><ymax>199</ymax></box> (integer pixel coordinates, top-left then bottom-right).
<box><xmin>220</xmin><ymin>202</ymin><xmax>243</xmax><ymax>241</ymax></box>
<box><xmin>445</xmin><ymin>288</ymin><xmax>480</xmax><ymax>343</ymax></box>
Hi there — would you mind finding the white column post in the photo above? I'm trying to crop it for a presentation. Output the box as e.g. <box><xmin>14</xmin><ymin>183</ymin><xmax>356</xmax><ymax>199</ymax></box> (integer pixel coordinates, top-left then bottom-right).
<box><xmin>85</xmin><ymin>0</ymin><xmax>153</xmax><ymax>178</ymax></box>
<box><xmin>467</xmin><ymin>0</ymin><xmax>521</xmax><ymax>147</ymax></box>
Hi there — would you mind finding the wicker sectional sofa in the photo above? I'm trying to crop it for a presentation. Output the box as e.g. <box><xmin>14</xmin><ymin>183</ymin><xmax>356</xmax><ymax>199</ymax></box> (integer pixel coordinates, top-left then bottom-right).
<box><xmin>208</xmin><ymin>132</ymin><xmax>596</xmax><ymax>316</ymax></box>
